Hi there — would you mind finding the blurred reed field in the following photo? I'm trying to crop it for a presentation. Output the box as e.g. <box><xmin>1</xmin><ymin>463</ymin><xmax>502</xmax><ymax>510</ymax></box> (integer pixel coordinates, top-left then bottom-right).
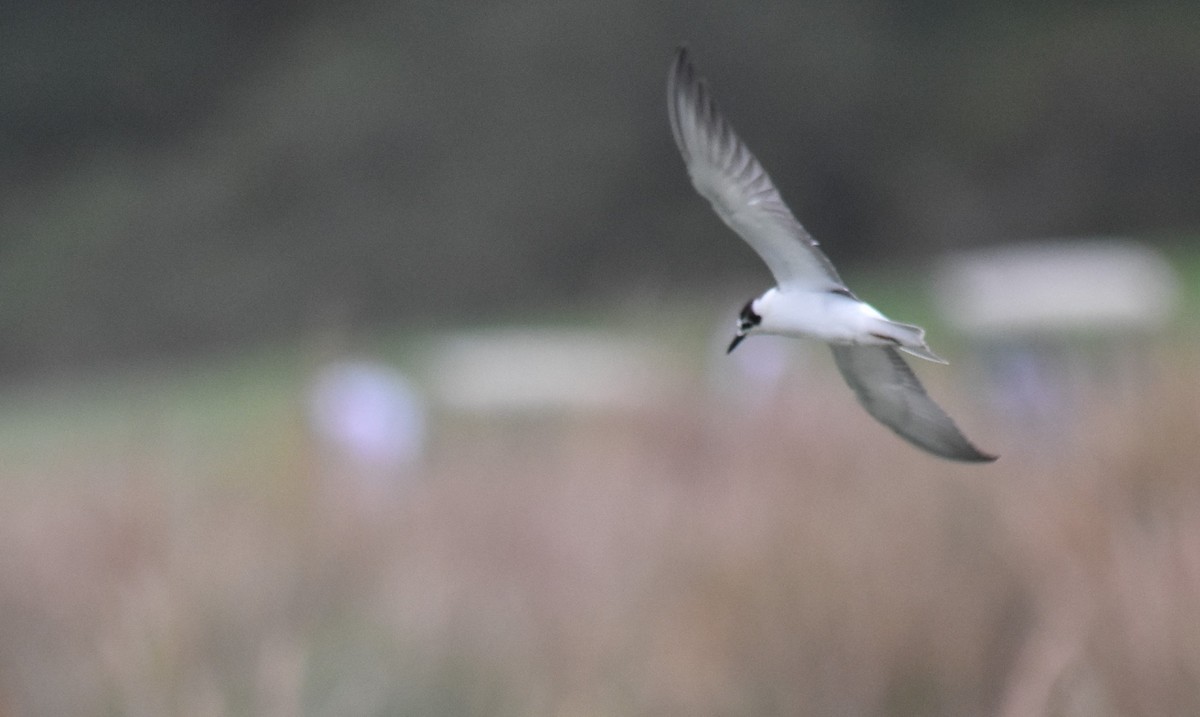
<box><xmin>0</xmin><ymin>312</ymin><xmax>1198</xmax><ymax>717</ymax></box>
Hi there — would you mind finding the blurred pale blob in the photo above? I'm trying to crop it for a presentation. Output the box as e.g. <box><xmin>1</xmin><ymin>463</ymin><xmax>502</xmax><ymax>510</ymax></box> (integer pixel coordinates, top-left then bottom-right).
<box><xmin>307</xmin><ymin>358</ymin><xmax>426</xmax><ymax>508</ymax></box>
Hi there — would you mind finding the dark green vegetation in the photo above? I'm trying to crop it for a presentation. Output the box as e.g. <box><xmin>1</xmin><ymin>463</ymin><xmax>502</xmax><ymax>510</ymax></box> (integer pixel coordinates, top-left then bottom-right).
<box><xmin>2</xmin><ymin>1</ymin><xmax>1200</xmax><ymax>372</ymax></box>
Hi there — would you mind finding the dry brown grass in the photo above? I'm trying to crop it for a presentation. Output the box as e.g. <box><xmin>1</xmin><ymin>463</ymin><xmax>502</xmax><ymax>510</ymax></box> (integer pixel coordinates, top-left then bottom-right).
<box><xmin>0</xmin><ymin>343</ymin><xmax>1198</xmax><ymax>716</ymax></box>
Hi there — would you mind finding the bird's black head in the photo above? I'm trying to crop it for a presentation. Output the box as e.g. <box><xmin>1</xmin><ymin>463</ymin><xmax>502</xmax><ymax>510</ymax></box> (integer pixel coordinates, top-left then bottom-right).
<box><xmin>727</xmin><ymin>298</ymin><xmax>762</xmax><ymax>353</ymax></box>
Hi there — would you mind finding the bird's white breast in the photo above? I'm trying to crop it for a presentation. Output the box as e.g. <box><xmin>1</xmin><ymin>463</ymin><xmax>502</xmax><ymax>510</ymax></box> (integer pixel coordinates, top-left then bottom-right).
<box><xmin>755</xmin><ymin>289</ymin><xmax>887</xmax><ymax>344</ymax></box>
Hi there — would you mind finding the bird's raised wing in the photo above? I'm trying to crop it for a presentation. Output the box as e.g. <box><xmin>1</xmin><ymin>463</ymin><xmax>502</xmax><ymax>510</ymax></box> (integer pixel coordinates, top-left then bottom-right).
<box><xmin>830</xmin><ymin>345</ymin><xmax>996</xmax><ymax>462</ymax></box>
<box><xmin>668</xmin><ymin>47</ymin><xmax>845</xmax><ymax>291</ymax></box>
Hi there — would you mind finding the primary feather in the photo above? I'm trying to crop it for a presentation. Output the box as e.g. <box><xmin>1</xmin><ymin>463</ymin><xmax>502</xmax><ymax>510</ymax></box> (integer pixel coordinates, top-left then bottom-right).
<box><xmin>667</xmin><ymin>47</ymin><xmax>845</xmax><ymax>291</ymax></box>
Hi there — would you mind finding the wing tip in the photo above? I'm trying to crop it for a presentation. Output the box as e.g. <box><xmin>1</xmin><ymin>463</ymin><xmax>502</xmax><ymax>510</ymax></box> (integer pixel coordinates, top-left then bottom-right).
<box><xmin>666</xmin><ymin>45</ymin><xmax>727</xmax><ymax>161</ymax></box>
<box><xmin>668</xmin><ymin>45</ymin><xmax>689</xmax><ymax>82</ymax></box>
<box><xmin>668</xmin><ymin>45</ymin><xmax>697</xmax><ymax>100</ymax></box>
<box><xmin>947</xmin><ymin>445</ymin><xmax>1000</xmax><ymax>464</ymax></box>
<box><xmin>901</xmin><ymin>423</ymin><xmax>998</xmax><ymax>464</ymax></box>
<box><xmin>904</xmin><ymin>430</ymin><xmax>998</xmax><ymax>464</ymax></box>
<box><xmin>910</xmin><ymin>414</ymin><xmax>999</xmax><ymax>464</ymax></box>
<box><xmin>667</xmin><ymin>45</ymin><xmax>703</xmax><ymax>161</ymax></box>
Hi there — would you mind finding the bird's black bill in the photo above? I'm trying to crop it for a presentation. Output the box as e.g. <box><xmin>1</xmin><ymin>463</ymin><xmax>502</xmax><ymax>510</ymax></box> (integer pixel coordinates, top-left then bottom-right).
<box><xmin>727</xmin><ymin>333</ymin><xmax>747</xmax><ymax>353</ymax></box>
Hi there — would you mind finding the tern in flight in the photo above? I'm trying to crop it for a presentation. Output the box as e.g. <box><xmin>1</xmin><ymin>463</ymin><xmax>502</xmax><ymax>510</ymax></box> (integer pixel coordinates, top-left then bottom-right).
<box><xmin>668</xmin><ymin>47</ymin><xmax>995</xmax><ymax>462</ymax></box>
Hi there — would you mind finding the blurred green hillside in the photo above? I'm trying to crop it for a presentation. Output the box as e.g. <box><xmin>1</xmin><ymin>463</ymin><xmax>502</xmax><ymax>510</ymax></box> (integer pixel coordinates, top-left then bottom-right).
<box><xmin>2</xmin><ymin>0</ymin><xmax>1200</xmax><ymax>373</ymax></box>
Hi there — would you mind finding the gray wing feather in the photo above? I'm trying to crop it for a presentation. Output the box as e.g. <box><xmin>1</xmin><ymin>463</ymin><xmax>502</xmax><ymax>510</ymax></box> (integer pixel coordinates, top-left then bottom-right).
<box><xmin>830</xmin><ymin>345</ymin><xmax>996</xmax><ymax>462</ymax></box>
<box><xmin>668</xmin><ymin>47</ymin><xmax>845</xmax><ymax>291</ymax></box>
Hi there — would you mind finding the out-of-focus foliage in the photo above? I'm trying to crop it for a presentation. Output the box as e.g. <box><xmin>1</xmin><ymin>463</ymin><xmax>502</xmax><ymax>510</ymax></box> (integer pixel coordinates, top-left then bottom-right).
<box><xmin>1</xmin><ymin>0</ymin><xmax>1199</xmax><ymax>372</ymax></box>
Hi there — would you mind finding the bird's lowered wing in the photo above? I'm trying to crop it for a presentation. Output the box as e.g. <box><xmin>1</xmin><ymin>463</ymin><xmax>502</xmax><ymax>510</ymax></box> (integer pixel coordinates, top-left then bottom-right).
<box><xmin>830</xmin><ymin>345</ymin><xmax>997</xmax><ymax>462</ymax></box>
<box><xmin>668</xmin><ymin>47</ymin><xmax>845</xmax><ymax>292</ymax></box>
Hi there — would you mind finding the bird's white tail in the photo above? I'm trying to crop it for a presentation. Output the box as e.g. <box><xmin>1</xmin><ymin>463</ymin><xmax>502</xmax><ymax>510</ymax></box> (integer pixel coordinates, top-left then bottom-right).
<box><xmin>871</xmin><ymin>320</ymin><xmax>948</xmax><ymax>364</ymax></box>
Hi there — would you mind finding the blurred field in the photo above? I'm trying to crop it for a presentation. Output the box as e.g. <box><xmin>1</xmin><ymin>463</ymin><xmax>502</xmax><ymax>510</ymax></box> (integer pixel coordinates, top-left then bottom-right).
<box><xmin>0</xmin><ymin>313</ymin><xmax>1198</xmax><ymax>717</ymax></box>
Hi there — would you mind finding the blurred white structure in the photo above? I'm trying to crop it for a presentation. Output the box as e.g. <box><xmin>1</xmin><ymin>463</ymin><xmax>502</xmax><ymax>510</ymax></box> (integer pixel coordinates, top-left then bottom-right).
<box><xmin>934</xmin><ymin>239</ymin><xmax>1180</xmax><ymax>444</ymax></box>
<box><xmin>936</xmin><ymin>239</ymin><xmax>1179</xmax><ymax>336</ymax></box>
<box><xmin>308</xmin><ymin>358</ymin><xmax>426</xmax><ymax>497</ymax></box>
<box><xmin>428</xmin><ymin>329</ymin><xmax>669</xmax><ymax>414</ymax></box>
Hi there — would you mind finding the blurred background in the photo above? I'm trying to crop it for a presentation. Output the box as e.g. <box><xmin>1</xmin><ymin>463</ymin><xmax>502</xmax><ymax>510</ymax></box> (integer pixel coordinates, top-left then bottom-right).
<box><xmin>1</xmin><ymin>1</ymin><xmax>1200</xmax><ymax>714</ymax></box>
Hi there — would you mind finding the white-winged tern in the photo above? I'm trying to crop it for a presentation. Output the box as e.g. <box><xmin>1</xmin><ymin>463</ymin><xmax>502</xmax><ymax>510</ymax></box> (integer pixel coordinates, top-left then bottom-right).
<box><xmin>668</xmin><ymin>47</ymin><xmax>995</xmax><ymax>462</ymax></box>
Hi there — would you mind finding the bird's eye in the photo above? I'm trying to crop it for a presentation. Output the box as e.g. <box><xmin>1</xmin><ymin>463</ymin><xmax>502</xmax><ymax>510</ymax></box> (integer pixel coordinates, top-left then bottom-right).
<box><xmin>738</xmin><ymin>299</ymin><xmax>761</xmax><ymax>328</ymax></box>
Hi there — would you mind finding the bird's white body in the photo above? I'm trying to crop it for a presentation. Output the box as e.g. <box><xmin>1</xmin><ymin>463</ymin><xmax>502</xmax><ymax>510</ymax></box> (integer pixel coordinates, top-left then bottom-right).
<box><xmin>751</xmin><ymin>288</ymin><xmax>947</xmax><ymax>363</ymax></box>
<box><xmin>753</xmin><ymin>289</ymin><xmax>888</xmax><ymax>345</ymax></box>
<box><xmin>668</xmin><ymin>47</ymin><xmax>994</xmax><ymax>462</ymax></box>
